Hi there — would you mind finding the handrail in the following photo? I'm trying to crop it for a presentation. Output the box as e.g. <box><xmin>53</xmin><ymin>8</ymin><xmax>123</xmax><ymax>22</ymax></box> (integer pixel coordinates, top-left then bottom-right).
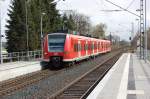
<box><xmin>1</xmin><ymin>50</ymin><xmax>42</xmax><ymax>63</ymax></box>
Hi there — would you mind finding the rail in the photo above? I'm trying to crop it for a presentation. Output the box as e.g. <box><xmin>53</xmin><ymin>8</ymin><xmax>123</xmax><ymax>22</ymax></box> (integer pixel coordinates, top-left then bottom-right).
<box><xmin>1</xmin><ymin>50</ymin><xmax>42</xmax><ymax>63</ymax></box>
<box><xmin>0</xmin><ymin>48</ymin><xmax>125</xmax><ymax>98</ymax></box>
<box><xmin>49</xmin><ymin>50</ymin><xmax>123</xmax><ymax>99</ymax></box>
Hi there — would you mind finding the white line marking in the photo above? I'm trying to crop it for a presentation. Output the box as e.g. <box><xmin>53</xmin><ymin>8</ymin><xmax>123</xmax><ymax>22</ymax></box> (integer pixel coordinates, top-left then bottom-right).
<box><xmin>117</xmin><ymin>54</ymin><xmax>130</xmax><ymax>99</ymax></box>
<box><xmin>127</xmin><ymin>90</ymin><xmax>144</xmax><ymax>95</ymax></box>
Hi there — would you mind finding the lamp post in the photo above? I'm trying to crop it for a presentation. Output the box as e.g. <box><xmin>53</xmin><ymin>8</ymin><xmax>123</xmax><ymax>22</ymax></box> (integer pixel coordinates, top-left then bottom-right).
<box><xmin>136</xmin><ymin>19</ymin><xmax>140</xmax><ymax>56</ymax></box>
<box><xmin>136</xmin><ymin>19</ymin><xmax>140</xmax><ymax>34</ymax></box>
<box><xmin>131</xmin><ymin>22</ymin><xmax>134</xmax><ymax>40</ymax></box>
<box><xmin>0</xmin><ymin>2</ymin><xmax>2</xmax><ymax>63</ymax></box>
<box><xmin>41</xmin><ymin>12</ymin><xmax>46</xmax><ymax>58</ymax></box>
<box><xmin>0</xmin><ymin>0</ymin><xmax>4</xmax><ymax>64</ymax></box>
<box><xmin>25</xmin><ymin>0</ymin><xmax>29</xmax><ymax>60</ymax></box>
<box><xmin>144</xmin><ymin>0</ymin><xmax>147</xmax><ymax>61</ymax></box>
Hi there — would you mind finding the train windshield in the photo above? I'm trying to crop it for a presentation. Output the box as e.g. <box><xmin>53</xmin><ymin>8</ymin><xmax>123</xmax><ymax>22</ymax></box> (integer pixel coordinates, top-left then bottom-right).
<box><xmin>48</xmin><ymin>34</ymin><xmax>66</xmax><ymax>52</ymax></box>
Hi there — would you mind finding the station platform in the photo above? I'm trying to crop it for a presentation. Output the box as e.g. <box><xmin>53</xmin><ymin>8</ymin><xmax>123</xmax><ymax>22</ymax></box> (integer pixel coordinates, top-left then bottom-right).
<box><xmin>87</xmin><ymin>53</ymin><xmax>150</xmax><ymax>99</ymax></box>
<box><xmin>0</xmin><ymin>61</ymin><xmax>42</xmax><ymax>82</ymax></box>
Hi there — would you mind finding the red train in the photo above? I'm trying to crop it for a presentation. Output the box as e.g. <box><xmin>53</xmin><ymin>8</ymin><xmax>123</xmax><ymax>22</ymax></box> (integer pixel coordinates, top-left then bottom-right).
<box><xmin>43</xmin><ymin>33</ymin><xmax>111</xmax><ymax>67</ymax></box>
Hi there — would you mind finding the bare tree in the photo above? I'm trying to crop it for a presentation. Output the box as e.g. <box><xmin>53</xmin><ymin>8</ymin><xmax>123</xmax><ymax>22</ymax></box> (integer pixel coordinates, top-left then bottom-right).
<box><xmin>71</xmin><ymin>11</ymin><xmax>91</xmax><ymax>36</ymax></box>
<box><xmin>92</xmin><ymin>23</ymin><xmax>107</xmax><ymax>39</ymax></box>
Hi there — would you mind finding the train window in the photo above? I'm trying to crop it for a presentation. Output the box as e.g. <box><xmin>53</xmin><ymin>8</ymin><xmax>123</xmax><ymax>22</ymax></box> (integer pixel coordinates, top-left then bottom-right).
<box><xmin>74</xmin><ymin>43</ymin><xmax>82</xmax><ymax>52</ymax></box>
<box><xmin>88</xmin><ymin>44</ymin><xmax>91</xmax><ymax>50</ymax></box>
<box><xmin>78</xmin><ymin>44</ymin><xmax>81</xmax><ymax>51</ymax></box>
<box><xmin>92</xmin><ymin>43</ymin><xmax>94</xmax><ymax>50</ymax></box>
<box><xmin>48</xmin><ymin>34</ymin><xmax>66</xmax><ymax>52</ymax></box>
<box><xmin>76</xmin><ymin>44</ymin><xmax>78</xmax><ymax>52</ymax></box>
<box><xmin>74</xmin><ymin>44</ymin><xmax>77</xmax><ymax>52</ymax></box>
<box><xmin>95</xmin><ymin>43</ymin><xmax>97</xmax><ymax>49</ymax></box>
<box><xmin>91</xmin><ymin>44</ymin><xmax>92</xmax><ymax>50</ymax></box>
<box><xmin>84</xmin><ymin>44</ymin><xmax>88</xmax><ymax>51</ymax></box>
<box><xmin>84</xmin><ymin>44</ymin><xmax>86</xmax><ymax>51</ymax></box>
<box><xmin>90</xmin><ymin>44</ymin><xmax>92</xmax><ymax>50</ymax></box>
<box><xmin>86</xmin><ymin>44</ymin><xmax>88</xmax><ymax>50</ymax></box>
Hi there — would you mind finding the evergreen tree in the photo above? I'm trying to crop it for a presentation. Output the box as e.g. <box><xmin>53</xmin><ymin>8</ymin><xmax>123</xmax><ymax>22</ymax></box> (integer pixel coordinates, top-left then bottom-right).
<box><xmin>61</xmin><ymin>14</ymin><xmax>75</xmax><ymax>33</ymax></box>
<box><xmin>6</xmin><ymin>0</ymin><xmax>27</xmax><ymax>52</ymax></box>
<box><xmin>27</xmin><ymin>0</ymin><xmax>60</xmax><ymax>50</ymax></box>
<box><xmin>6</xmin><ymin>0</ymin><xmax>61</xmax><ymax>52</ymax></box>
<box><xmin>67</xmin><ymin>15</ymin><xmax>75</xmax><ymax>31</ymax></box>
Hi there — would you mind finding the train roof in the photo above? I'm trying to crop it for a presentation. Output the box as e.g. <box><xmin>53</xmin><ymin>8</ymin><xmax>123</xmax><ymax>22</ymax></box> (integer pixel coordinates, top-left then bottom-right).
<box><xmin>68</xmin><ymin>34</ymin><xmax>110</xmax><ymax>42</ymax></box>
<box><xmin>47</xmin><ymin>33</ymin><xmax>110</xmax><ymax>42</ymax></box>
<box><xmin>48</xmin><ymin>33</ymin><xmax>66</xmax><ymax>36</ymax></box>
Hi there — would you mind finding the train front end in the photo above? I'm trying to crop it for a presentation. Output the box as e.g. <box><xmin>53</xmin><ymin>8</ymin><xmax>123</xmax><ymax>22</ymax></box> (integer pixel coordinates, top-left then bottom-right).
<box><xmin>43</xmin><ymin>33</ymin><xmax>66</xmax><ymax>67</ymax></box>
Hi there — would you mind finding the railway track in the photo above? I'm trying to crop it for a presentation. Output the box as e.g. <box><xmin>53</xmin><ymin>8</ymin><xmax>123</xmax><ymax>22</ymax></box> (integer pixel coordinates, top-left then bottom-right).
<box><xmin>49</xmin><ymin>51</ymin><xmax>122</xmax><ymax>99</ymax></box>
<box><xmin>0</xmin><ymin>69</ymin><xmax>61</xmax><ymax>96</ymax></box>
<box><xmin>0</xmin><ymin>49</ymin><xmax>125</xmax><ymax>98</ymax></box>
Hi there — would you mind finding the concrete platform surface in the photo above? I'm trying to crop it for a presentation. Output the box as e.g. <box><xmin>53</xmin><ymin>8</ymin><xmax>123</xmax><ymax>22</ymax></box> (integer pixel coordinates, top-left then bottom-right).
<box><xmin>0</xmin><ymin>61</ymin><xmax>40</xmax><ymax>71</ymax></box>
<box><xmin>87</xmin><ymin>53</ymin><xmax>150</xmax><ymax>99</ymax></box>
<box><xmin>0</xmin><ymin>61</ymin><xmax>42</xmax><ymax>82</ymax></box>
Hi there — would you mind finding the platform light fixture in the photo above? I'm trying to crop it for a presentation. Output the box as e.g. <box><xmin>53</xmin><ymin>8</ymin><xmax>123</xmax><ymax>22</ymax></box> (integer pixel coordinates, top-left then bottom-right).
<box><xmin>40</xmin><ymin>12</ymin><xmax>46</xmax><ymax>58</ymax></box>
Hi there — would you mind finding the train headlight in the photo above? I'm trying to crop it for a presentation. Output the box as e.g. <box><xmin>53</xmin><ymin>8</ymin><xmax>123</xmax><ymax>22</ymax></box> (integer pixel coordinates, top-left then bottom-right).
<box><xmin>44</xmin><ymin>52</ymin><xmax>48</xmax><ymax>55</ymax></box>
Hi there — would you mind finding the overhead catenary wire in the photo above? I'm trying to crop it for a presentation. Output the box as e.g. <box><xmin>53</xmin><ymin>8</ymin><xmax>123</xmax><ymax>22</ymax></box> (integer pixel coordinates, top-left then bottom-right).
<box><xmin>94</xmin><ymin>0</ymin><xmax>107</xmax><ymax>13</ymax></box>
<box><xmin>126</xmin><ymin>0</ymin><xmax>136</xmax><ymax>9</ymax></box>
<box><xmin>94</xmin><ymin>0</ymin><xmax>116</xmax><ymax>19</ymax></box>
<box><xmin>101</xmin><ymin>0</ymin><xmax>136</xmax><ymax>12</ymax></box>
<box><xmin>104</xmin><ymin>0</ymin><xmax>140</xmax><ymax>17</ymax></box>
<box><xmin>100</xmin><ymin>9</ymin><xmax>122</xmax><ymax>12</ymax></box>
<box><xmin>95</xmin><ymin>0</ymin><xmax>121</xmax><ymax>12</ymax></box>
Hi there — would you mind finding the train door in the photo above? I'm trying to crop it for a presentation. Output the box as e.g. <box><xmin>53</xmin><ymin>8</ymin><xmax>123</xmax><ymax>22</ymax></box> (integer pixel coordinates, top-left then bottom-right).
<box><xmin>86</xmin><ymin>40</ymin><xmax>88</xmax><ymax>56</ymax></box>
<box><xmin>78</xmin><ymin>40</ymin><xmax>81</xmax><ymax>58</ymax></box>
<box><xmin>101</xmin><ymin>42</ymin><xmax>103</xmax><ymax>52</ymax></box>
<box><xmin>97</xmin><ymin>41</ymin><xmax>98</xmax><ymax>54</ymax></box>
<box><xmin>92</xmin><ymin>41</ymin><xmax>94</xmax><ymax>55</ymax></box>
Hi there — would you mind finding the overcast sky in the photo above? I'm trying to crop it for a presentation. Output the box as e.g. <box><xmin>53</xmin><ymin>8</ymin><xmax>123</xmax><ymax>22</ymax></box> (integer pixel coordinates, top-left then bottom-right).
<box><xmin>0</xmin><ymin>0</ymin><xmax>150</xmax><ymax>41</ymax></box>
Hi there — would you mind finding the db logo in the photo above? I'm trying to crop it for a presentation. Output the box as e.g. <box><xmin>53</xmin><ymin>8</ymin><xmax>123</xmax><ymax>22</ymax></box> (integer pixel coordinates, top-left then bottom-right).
<box><xmin>54</xmin><ymin>53</ymin><xmax>58</xmax><ymax>56</ymax></box>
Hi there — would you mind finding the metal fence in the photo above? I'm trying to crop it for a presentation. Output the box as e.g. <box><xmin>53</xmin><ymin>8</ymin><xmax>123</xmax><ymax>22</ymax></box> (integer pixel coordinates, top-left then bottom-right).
<box><xmin>1</xmin><ymin>50</ymin><xmax>42</xmax><ymax>63</ymax></box>
<box><xmin>148</xmin><ymin>50</ymin><xmax>150</xmax><ymax>61</ymax></box>
<box><xmin>136</xmin><ymin>48</ymin><xmax>150</xmax><ymax>62</ymax></box>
